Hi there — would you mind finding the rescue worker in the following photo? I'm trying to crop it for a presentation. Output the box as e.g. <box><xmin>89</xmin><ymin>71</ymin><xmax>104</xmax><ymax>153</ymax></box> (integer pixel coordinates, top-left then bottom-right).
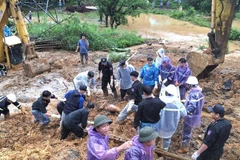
<box><xmin>60</xmin><ymin>102</ymin><xmax>95</xmax><ymax>140</ymax></box>
<box><xmin>87</xmin><ymin>115</ymin><xmax>132</xmax><ymax>160</ymax></box>
<box><xmin>75</xmin><ymin>34</ymin><xmax>89</xmax><ymax>65</ymax></box>
<box><xmin>124</xmin><ymin>126</ymin><xmax>158</xmax><ymax>160</ymax></box>
<box><xmin>191</xmin><ymin>104</ymin><xmax>232</xmax><ymax>160</ymax></box>
<box><xmin>155</xmin><ymin>48</ymin><xmax>166</xmax><ymax>68</ymax></box>
<box><xmin>32</xmin><ymin>91</ymin><xmax>55</xmax><ymax>125</ymax></box>
<box><xmin>177</xmin><ymin>76</ymin><xmax>204</xmax><ymax>154</ymax></box>
<box><xmin>159</xmin><ymin>56</ymin><xmax>175</xmax><ymax>87</ymax></box>
<box><xmin>116</xmin><ymin>60</ymin><xmax>135</xmax><ymax>101</ymax></box>
<box><xmin>140</xmin><ymin>57</ymin><xmax>159</xmax><ymax>91</ymax></box>
<box><xmin>98</xmin><ymin>57</ymin><xmax>118</xmax><ymax>98</ymax></box>
<box><xmin>73</xmin><ymin>70</ymin><xmax>96</xmax><ymax>96</ymax></box>
<box><xmin>174</xmin><ymin>58</ymin><xmax>192</xmax><ymax>100</ymax></box>
<box><xmin>60</xmin><ymin>84</ymin><xmax>87</xmax><ymax>127</ymax></box>
<box><xmin>0</xmin><ymin>94</ymin><xmax>21</xmax><ymax>119</ymax></box>
<box><xmin>158</xmin><ymin>84</ymin><xmax>187</xmax><ymax>151</ymax></box>
<box><xmin>117</xmin><ymin>71</ymin><xmax>143</xmax><ymax>124</ymax></box>
<box><xmin>134</xmin><ymin>86</ymin><xmax>165</xmax><ymax>131</ymax></box>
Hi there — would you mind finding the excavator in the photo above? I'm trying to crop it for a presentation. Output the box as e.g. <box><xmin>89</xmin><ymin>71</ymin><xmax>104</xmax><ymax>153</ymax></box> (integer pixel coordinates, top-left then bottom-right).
<box><xmin>0</xmin><ymin>0</ymin><xmax>50</xmax><ymax>78</ymax></box>
<box><xmin>187</xmin><ymin>0</ymin><xmax>238</xmax><ymax>79</ymax></box>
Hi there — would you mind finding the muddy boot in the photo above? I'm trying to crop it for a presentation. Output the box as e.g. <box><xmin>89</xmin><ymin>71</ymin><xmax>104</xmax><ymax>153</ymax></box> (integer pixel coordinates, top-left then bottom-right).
<box><xmin>113</xmin><ymin>90</ymin><xmax>118</xmax><ymax>98</ymax></box>
<box><xmin>176</xmin><ymin>147</ymin><xmax>189</xmax><ymax>154</ymax></box>
<box><xmin>103</xmin><ymin>88</ymin><xmax>108</xmax><ymax>97</ymax></box>
<box><xmin>85</xmin><ymin>60</ymin><xmax>88</xmax><ymax>65</ymax></box>
<box><xmin>81</xmin><ymin>61</ymin><xmax>84</xmax><ymax>66</ymax></box>
<box><xmin>4</xmin><ymin>113</ymin><xmax>10</xmax><ymax>120</ymax></box>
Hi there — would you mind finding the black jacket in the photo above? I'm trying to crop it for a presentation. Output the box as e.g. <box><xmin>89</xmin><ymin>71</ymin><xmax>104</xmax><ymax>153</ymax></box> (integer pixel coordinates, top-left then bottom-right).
<box><xmin>98</xmin><ymin>61</ymin><xmax>114</xmax><ymax>80</ymax></box>
<box><xmin>134</xmin><ymin>97</ymin><xmax>165</xmax><ymax>128</ymax></box>
<box><xmin>129</xmin><ymin>80</ymin><xmax>144</xmax><ymax>105</ymax></box>
<box><xmin>31</xmin><ymin>96</ymin><xmax>50</xmax><ymax>113</ymax></box>
<box><xmin>64</xmin><ymin>108</ymin><xmax>89</xmax><ymax>129</ymax></box>
<box><xmin>202</xmin><ymin>118</ymin><xmax>232</xmax><ymax>156</ymax></box>
<box><xmin>0</xmin><ymin>96</ymin><xmax>21</xmax><ymax>111</ymax></box>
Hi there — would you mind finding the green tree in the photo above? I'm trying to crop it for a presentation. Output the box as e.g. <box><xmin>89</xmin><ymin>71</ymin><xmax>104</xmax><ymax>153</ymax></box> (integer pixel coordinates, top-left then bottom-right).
<box><xmin>94</xmin><ymin>0</ymin><xmax>150</xmax><ymax>28</ymax></box>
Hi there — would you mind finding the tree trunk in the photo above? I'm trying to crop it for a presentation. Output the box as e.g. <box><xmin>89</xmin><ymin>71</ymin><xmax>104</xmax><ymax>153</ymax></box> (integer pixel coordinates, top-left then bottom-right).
<box><xmin>110</xmin><ymin>16</ymin><xmax>114</xmax><ymax>29</ymax></box>
<box><xmin>105</xmin><ymin>15</ymin><xmax>109</xmax><ymax>27</ymax></box>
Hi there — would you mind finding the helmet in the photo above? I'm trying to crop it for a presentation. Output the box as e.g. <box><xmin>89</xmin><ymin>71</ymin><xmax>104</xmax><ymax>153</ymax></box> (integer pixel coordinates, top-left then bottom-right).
<box><xmin>186</xmin><ymin>76</ymin><xmax>198</xmax><ymax>85</ymax></box>
<box><xmin>138</xmin><ymin>126</ymin><xmax>158</xmax><ymax>143</ymax></box>
<box><xmin>86</xmin><ymin>102</ymin><xmax>95</xmax><ymax>109</ymax></box>
<box><xmin>165</xmin><ymin>84</ymin><xmax>177</xmax><ymax>96</ymax></box>
<box><xmin>79</xmin><ymin>84</ymin><xmax>87</xmax><ymax>91</ymax></box>
<box><xmin>6</xmin><ymin>94</ymin><xmax>17</xmax><ymax>102</ymax></box>
<box><xmin>87</xmin><ymin>71</ymin><xmax>94</xmax><ymax>78</ymax></box>
<box><xmin>94</xmin><ymin>115</ymin><xmax>112</xmax><ymax>128</ymax></box>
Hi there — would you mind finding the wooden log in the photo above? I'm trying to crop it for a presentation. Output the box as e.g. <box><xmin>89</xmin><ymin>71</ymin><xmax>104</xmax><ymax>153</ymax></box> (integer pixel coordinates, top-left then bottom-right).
<box><xmin>155</xmin><ymin>149</ymin><xmax>190</xmax><ymax>160</ymax></box>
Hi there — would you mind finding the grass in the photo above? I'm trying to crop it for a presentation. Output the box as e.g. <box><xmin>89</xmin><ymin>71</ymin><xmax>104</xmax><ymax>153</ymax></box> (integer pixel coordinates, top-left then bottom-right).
<box><xmin>27</xmin><ymin>16</ymin><xmax>144</xmax><ymax>51</ymax></box>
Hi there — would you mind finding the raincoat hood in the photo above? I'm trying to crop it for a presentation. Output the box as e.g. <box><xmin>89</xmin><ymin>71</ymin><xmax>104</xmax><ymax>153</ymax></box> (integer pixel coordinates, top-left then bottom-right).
<box><xmin>156</xmin><ymin>48</ymin><xmax>165</xmax><ymax>57</ymax></box>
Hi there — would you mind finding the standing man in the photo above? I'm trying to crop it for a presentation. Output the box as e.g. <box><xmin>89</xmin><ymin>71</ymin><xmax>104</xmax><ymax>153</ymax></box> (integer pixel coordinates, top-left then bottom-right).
<box><xmin>158</xmin><ymin>84</ymin><xmax>187</xmax><ymax>151</ymax></box>
<box><xmin>60</xmin><ymin>85</ymin><xmax>87</xmax><ymax>127</ymax></box>
<box><xmin>28</xmin><ymin>11</ymin><xmax>32</xmax><ymax>21</ymax></box>
<box><xmin>117</xmin><ymin>60</ymin><xmax>135</xmax><ymax>101</ymax></box>
<box><xmin>98</xmin><ymin>57</ymin><xmax>118</xmax><ymax>98</ymax></box>
<box><xmin>0</xmin><ymin>94</ymin><xmax>21</xmax><ymax>119</ymax></box>
<box><xmin>73</xmin><ymin>70</ymin><xmax>96</xmax><ymax>96</ymax></box>
<box><xmin>75</xmin><ymin>34</ymin><xmax>89</xmax><ymax>65</ymax></box>
<box><xmin>32</xmin><ymin>91</ymin><xmax>55</xmax><ymax>125</ymax></box>
<box><xmin>87</xmin><ymin>115</ymin><xmax>132</xmax><ymax>160</ymax></box>
<box><xmin>159</xmin><ymin>56</ymin><xmax>175</xmax><ymax>87</ymax></box>
<box><xmin>124</xmin><ymin>127</ymin><xmax>159</xmax><ymax>160</ymax></box>
<box><xmin>134</xmin><ymin>86</ymin><xmax>165</xmax><ymax>131</ymax></box>
<box><xmin>177</xmin><ymin>76</ymin><xmax>204</xmax><ymax>154</ymax></box>
<box><xmin>174</xmin><ymin>58</ymin><xmax>192</xmax><ymax>100</ymax></box>
<box><xmin>191</xmin><ymin>104</ymin><xmax>232</xmax><ymax>160</ymax></box>
<box><xmin>60</xmin><ymin>102</ymin><xmax>95</xmax><ymax>140</ymax></box>
<box><xmin>117</xmin><ymin>71</ymin><xmax>144</xmax><ymax>124</ymax></box>
<box><xmin>140</xmin><ymin>57</ymin><xmax>159</xmax><ymax>91</ymax></box>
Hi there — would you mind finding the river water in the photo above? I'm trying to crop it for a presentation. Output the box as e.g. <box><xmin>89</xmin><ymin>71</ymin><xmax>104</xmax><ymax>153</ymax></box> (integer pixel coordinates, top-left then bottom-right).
<box><xmin>119</xmin><ymin>14</ymin><xmax>240</xmax><ymax>51</ymax></box>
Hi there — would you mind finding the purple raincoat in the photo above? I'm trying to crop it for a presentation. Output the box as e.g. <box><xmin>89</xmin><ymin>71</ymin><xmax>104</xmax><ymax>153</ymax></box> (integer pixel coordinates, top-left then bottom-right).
<box><xmin>184</xmin><ymin>86</ymin><xmax>204</xmax><ymax>128</ymax></box>
<box><xmin>174</xmin><ymin>62</ymin><xmax>192</xmax><ymax>85</ymax></box>
<box><xmin>124</xmin><ymin>135</ymin><xmax>154</xmax><ymax>160</ymax></box>
<box><xmin>159</xmin><ymin>56</ymin><xmax>175</xmax><ymax>84</ymax></box>
<box><xmin>87</xmin><ymin>126</ymin><xmax>118</xmax><ymax>160</ymax></box>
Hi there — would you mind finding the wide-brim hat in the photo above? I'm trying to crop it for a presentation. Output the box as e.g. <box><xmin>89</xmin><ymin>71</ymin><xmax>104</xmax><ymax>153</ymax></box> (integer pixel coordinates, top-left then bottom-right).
<box><xmin>138</xmin><ymin>126</ymin><xmax>158</xmax><ymax>142</ymax></box>
<box><xmin>94</xmin><ymin>115</ymin><xmax>112</xmax><ymax>128</ymax></box>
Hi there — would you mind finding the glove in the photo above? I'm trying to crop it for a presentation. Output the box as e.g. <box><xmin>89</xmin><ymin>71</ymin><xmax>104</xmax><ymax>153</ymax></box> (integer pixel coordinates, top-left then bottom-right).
<box><xmin>154</xmin><ymin>81</ymin><xmax>158</xmax><ymax>89</ymax></box>
<box><xmin>18</xmin><ymin>105</ymin><xmax>22</xmax><ymax>109</ymax></box>
<box><xmin>58</xmin><ymin>97</ymin><xmax>67</xmax><ymax>101</ymax></box>
<box><xmin>87</xmin><ymin>121</ymin><xmax>94</xmax><ymax>125</ymax></box>
<box><xmin>111</xmin><ymin>79</ymin><xmax>114</xmax><ymax>86</ymax></box>
<box><xmin>127</xmin><ymin>100</ymin><xmax>135</xmax><ymax>113</ymax></box>
<box><xmin>158</xmin><ymin>75</ymin><xmax>162</xmax><ymax>84</ymax></box>
<box><xmin>51</xmin><ymin>94</ymin><xmax>56</xmax><ymax>99</ymax></box>
<box><xmin>191</xmin><ymin>151</ymin><xmax>199</xmax><ymax>160</ymax></box>
<box><xmin>87</xmin><ymin>88</ymin><xmax>91</xmax><ymax>97</ymax></box>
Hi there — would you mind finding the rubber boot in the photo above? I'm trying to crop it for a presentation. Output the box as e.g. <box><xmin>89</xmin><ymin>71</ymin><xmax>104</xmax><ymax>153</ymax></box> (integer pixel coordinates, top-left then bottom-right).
<box><xmin>4</xmin><ymin>113</ymin><xmax>10</xmax><ymax>120</ymax></box>
<box><xmin>176</xmin><ymin>147</ymin><xmax>189</xmax><ymax>154</ymax></box>
<box><xmin>113</xmin><ymin>90</ymin><xmax>118</xmax><ymax>98</ymax></box>
<box><xmin>103</xmin><ymin>88</ymin><xmax>108</xmax><ymax>97</ymax></box>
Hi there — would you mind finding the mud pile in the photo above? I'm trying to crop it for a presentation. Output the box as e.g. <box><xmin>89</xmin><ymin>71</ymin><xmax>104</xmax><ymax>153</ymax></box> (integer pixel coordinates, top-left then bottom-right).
<box><xmin>0</xmin><ymin>45</ymin><xmax>240</xmax><ymax>159</ymax></box>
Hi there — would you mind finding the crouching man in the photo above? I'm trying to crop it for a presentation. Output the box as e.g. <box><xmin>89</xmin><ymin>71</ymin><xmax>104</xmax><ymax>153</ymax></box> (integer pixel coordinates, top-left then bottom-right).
<box><xmin>60</xmin><ymin>102</ymin><xmax>95</xmax><ymax>140</ymax></box>
<box><xmin>31</xmin><ymin>90</ymin><xmax>55</xmax><ymax>125</ymax></box>
<box><xmin>0</xmin><ymin>94</ymin><xmax>21</xmax><ymax>119</ymax></box>
<box><xmin>124</xmin><ymin>126</ymin><xmax>158</xmax><ymax>160</ymax></box>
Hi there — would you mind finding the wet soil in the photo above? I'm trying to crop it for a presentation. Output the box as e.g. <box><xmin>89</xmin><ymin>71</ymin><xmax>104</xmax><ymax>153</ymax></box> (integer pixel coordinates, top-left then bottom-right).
<box><xmin>0</xmin><ymin>40</ymin><xmax>240</xmax><ymax>159</ymax></box>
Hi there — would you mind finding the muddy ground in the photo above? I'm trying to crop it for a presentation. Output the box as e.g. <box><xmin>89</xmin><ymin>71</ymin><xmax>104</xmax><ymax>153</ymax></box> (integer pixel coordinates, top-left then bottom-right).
<box><xmin>0</xmin><ymin>41</ymin><xmax>240</xmax><ymax>160</ymax></box>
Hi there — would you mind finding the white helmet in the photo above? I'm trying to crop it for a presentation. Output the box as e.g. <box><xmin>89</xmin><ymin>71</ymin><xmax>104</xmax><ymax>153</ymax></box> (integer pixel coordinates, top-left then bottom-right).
<box><xmin>6</xmin><ymin>94</ymin><xmax>17</xmax><ymax>102</ymax></box>
<box><xmin>186</xmin><ymin>76</ymin><xmax>198</xmax><ymax>85</ymax></box>
<box><xmin>165</xmin><ymin>84</ymin><xmax>177</xmax><ymax>96</ymax></box>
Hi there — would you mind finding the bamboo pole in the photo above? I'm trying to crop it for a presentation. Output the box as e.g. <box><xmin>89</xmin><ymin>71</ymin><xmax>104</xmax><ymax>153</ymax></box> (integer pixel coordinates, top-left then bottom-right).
<box><xmin>155</xmin><ymin>149</ymin><xmax>190</xmax><ymax>160</ymax></box>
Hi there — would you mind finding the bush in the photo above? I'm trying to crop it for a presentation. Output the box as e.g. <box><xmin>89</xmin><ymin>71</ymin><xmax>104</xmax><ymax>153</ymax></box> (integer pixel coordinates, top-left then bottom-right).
<box><xmin>108</xmin><ymin>51</ymin><xmax>129</xmax><ymax>62</ymax></box>
<box><xmin>229</xmin><ymin>28</ymin><xmax>240</xmax><ymax>40</ymax></box>
<box><xmin>187</xmin><ymin>7</ymin><xmax>196</xmax><ymax>16</ymax></box>
<box><xmin>27</xmin><ymin>17</ymin><xmax>143</xmax><ymax>51</ymax></box>
<box><xmin>170</xmin><ymin>10</ymin><xmax>186</xmax><ymax>19</ymax></box>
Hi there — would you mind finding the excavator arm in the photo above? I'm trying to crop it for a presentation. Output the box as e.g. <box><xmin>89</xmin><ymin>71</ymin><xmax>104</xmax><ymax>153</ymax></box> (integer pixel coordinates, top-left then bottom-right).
<box><xmin>187</xmin><ymin>0</ymin><xmax>237</xmax><ymax>79</ymax></box>
<box><xmin>0</xmin><ymin>0</ymin><xmax>50</xmax><ymax>77</ymax></box>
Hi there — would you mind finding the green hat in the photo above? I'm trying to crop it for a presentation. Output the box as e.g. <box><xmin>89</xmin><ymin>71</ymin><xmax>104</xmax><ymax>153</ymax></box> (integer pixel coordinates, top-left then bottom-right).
<box><xmin>94</xmin><ymin>115</ymin><xmax>112</xmax><ymax>128</ymax></box>
<box><xmin>138</xmin><ymin>127</ymin><xmax>158</xmax><ymax>143</ymax></box>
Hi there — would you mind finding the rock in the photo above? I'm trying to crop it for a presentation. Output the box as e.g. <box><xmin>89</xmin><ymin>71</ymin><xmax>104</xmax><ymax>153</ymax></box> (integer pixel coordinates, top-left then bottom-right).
<box><xmin>53</xmin><ymin>149</ymin><xmax>81</xmax><ymax>160</ymax></box>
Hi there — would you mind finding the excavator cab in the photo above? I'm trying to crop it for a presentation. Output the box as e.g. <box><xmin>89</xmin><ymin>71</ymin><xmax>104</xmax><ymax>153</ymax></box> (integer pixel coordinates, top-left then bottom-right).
<box><xmin>0</xmin><ymin>0</ymin><xmax>51</xmax><ymax>78</ymax></box>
